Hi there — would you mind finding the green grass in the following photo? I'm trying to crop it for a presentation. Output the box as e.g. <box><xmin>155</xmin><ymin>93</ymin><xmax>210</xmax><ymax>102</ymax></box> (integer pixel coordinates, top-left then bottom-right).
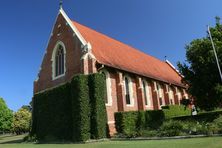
<box><xmin>0</xmin><ymin>134</ymin><xmax>222</xmax><ymax>148</ymax></box>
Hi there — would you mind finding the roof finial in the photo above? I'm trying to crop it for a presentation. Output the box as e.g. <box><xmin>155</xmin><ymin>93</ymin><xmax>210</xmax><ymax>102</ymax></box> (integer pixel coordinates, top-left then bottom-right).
<box><xmin>164</xmin><ymin>56</ymin><xmax>167</xmax><ymax>61</ymax></box>
<box><xmin>59</xmin><ymin>0</ymin><xmax>63</xmax><ymax>9</ymax></box>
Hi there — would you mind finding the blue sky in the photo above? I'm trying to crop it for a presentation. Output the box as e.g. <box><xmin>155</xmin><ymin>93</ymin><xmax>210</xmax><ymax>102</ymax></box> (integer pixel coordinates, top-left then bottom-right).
<box><xmin>0</xmin><ymin>0</ymin><xmax>221</xmax><ymax>111</ymax></box>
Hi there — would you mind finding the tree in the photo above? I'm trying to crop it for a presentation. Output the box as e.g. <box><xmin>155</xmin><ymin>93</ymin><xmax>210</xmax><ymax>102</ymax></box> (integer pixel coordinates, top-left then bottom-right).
<box><xmin>21</xmin><ymin>105</ymin><xmax>32</xmax><ymax>112</ymax></box>
<box><xmin>0</xmin><ymin>98</ymin><xmax>13</xmax><ymax>133</ymax></box>
<box><xmin>12</xmin><ymin>108</ymin><xmax>31</xmax><ymax>135</ymax></box>
<box><xmin>178</xmin><ymin>17</ymin><xmax>222</xmax><ymax>111</ymax></box>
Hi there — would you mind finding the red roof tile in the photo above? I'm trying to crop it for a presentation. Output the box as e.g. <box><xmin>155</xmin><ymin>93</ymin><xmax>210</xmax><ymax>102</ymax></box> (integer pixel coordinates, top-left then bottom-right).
<box><xmin>72</xmin><ymin>21</ymin><xmax>185</xmax><ymax>87</ymax></box>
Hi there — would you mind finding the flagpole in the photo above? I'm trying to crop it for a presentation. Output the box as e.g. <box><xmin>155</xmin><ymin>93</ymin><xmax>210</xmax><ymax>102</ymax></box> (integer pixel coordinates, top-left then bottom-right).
<box><xmin>208</xmin><ymin>25</ymin><xmax>222</xmax><ymax>83</ymax></box>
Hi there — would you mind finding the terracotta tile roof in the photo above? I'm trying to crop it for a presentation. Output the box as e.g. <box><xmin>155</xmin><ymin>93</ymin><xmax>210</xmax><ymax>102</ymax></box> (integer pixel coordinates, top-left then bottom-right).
<box><xmin>72</xmin><ymin>21</ymin><xmax>185</xmax><ymax>87</ymax></box>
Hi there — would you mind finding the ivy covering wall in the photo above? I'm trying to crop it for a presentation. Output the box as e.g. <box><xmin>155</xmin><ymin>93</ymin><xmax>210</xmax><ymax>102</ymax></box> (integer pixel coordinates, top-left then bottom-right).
<box><xmin>31</xmin><ymin>74</ymin><xmax>107</xmax><ymax>142</ymax></box>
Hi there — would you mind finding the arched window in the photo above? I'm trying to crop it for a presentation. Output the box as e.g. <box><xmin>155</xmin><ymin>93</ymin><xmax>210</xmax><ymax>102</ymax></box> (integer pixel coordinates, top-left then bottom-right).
<box><xmin>157</xmin><ymin>83</ymin><xmax>165</xmax><ymax>106</ymax></box>
<box><xmin>101</xmin><ymin>70</ymin><xmax>112</xmax><ymax>106</ymax></box>
<box><xmin>142</xmin><ymin>80</ymin><xmax>151</xmax><ymax>106</ymax></box>
<box><xmin>124</xmin><ymin>76</ymin><xmax>134</xmax><ymax>106</ymax></box>
<box><xmin>55</xmin><ymin>45</ymin><xmax>65</xmax><ymax>77</ymax></box>
<box><xmin>169</xmin><ymin>86</ymin><xmax>175</xmax><ymax>105</ymax></box>
<box><xmin>52</xmin><ymin>41</ymin><xmax>66</xmax><ymax>80</ymax></box>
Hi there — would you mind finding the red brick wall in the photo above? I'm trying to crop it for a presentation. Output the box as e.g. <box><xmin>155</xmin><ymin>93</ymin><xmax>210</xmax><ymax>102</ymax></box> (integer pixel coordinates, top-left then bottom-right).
<box><xmin>136</xmin><ymin>77</ymin><xmax>144</xmax><ymax>110</ymax></box>
<box><xmin>34</xmin><ymin>14</ymin><xmax>83</xmax><ymax>93</ymax></box>
<box><xmin>105</xmin><ymin>71</ymin><xmax>118</xmax><ymax>135</ymax></box>
<box><xmin>173</xmin><ymin>87</ymin><xmax>179</xmax><ymax>105</ymax></box>
<box><xmin>163</xmin><ymin>85</ymin><xmax>170</xmax><ymax>105</ymax></box>
<box><xmin>151</xmin><ymin>82</ymin><xmax>159</xmax><ymax>110</ymax></box>
<box><xmin>115</xmin><ymin>72</ymin><xmax>124</xmax><ymax>112</ymax></box>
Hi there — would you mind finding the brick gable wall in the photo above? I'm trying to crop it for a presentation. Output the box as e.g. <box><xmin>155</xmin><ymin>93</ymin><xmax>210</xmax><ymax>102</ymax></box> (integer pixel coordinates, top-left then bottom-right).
<box><xmin>34</xmin><ymin>14</ymin><xmax>83</xmax><ymax>93</ymax></box>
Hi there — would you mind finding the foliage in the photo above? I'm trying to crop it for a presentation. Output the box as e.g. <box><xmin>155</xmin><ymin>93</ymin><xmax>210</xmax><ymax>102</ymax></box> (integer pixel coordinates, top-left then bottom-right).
<box><xmin>210</xmin><ymin>115</ymin><xmax>222</xmax><ymax>134</ymax></box>
<box><xmin>31</xmin><ymin>73</ymin><xmax>107</xmax><ymax>142</ymax></box>
<box><xmin>0</xmin><ymin>98</ymin><xmax>13</xmax><ymax>132</ymax></box>
<box><xmin>180</xmin><ymin>98</ymin><xmax>192</xmax><ymax>107</ymax></box>
<box><xmin>114</xmin><ymin>111</ymin><xmax>139</xmax><ymax>137</ymax></box>
<box><xmin>21</xmin><ymin>105</ymin><xmax>32</xmax><ymax>112</ymax></box>
<box><xmin>88</xmin><ymin>74</ymin><xmax>108</xmax><ymax>139</ymax></box>
<box><xmin>162</xmin><ymin>105</ymin><xmax>191</xmax><ymax>119</ymax></box>
<box><xmin>71</xmin><ymin>75</ymin><xmax>90</xmax><ymax>142</ymax></box>
<box><xmin>23</xmin><ymin>134</ymin><xmax>38</xmax><ymax>142</ymax></box>
<box><xmin>177</xmin><ymin>19</ymin><xmax>222</xmax><ymax>110</ymax></box>
<box><xmin>31</xmin><ymin>83</ymin><xmax>73</xmax><ymax>141</ymax></box>
<box><xmin>114</xmin><ymin>110</ymin><xmax>164</xmax><ymax>137</ymax></box>
<box><xmin>158</xmin><ymin>120</ymin><xmax>184</xmax><ymax>137</ymax></box>
<box><xmin>12</xmin><ymin>108</ymin><xmax>31</xmax><ymax>135</ymax></box>
<box><xmin>172</xmin><ymin>110</ymin><xmax>222</xmax><ymax>122</ymax></box>
<box><xmin>145</xmin><ymin>110</ymin><xmax>165</xmax><ymax>129</ymax></box>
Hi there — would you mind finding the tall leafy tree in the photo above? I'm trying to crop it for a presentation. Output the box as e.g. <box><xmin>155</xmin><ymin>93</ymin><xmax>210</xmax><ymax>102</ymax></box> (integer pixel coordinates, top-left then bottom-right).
<box><xmin>0</xmin><ymin>98</ymin><xmax>13</xmax><ymax>132</ymax></box>
<box><xmin>178</xmin><ymin>18</ymin><xmax>222</xmax><ymax>111</ymax></box>
<box><xmin>12</xmin><ymin>108</ymin><xmax>31</xmax><ymax>135</ymax></box>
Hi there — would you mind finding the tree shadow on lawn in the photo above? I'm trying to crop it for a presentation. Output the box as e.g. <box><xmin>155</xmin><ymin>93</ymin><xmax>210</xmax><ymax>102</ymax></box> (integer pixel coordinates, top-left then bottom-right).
<box><xmin>0</xmin><ymin>138</ymin><xmax>24</xmax><ymax>144</ymax></box>
<box><xmin>0</xmin><ymin>134</ymin><xmax>27</xmax><ymax>144</ymax></box>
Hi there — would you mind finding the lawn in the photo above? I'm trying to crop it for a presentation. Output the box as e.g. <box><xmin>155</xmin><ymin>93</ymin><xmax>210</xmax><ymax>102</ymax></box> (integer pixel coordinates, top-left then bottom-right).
<box><xmin>0</xmin><ymin>134</ymin><xmax>222</xmax><ymax>148</ymax></box>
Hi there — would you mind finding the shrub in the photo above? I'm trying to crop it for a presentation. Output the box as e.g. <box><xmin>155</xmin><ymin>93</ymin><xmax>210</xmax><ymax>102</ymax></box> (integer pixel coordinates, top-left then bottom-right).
<box><xmin>71</xmin><ymin>75</ymin><xmax>90</xmax><ymax>142</ymax></box>
<box><xmin>88</xmin><ymin>74</ymin><xmax>107</xmax><ymax>139</ymax></box>
<box><xmin>180</xmin><ymin>98</ymin><xmax>192</xmax><ymax>107</ymax></box>
<box><xmin>145</xmin><ymin>110</ymin><xmax>165</xmax><ymax>129</ymax></box>
<box><xmin>136</xmin><ymin>111</ymin><xmax>146</xmax><ymax>132</ymax></box>
<box><xmin>182</xmin><ymin>121</ymin><xmax>198</xmax><ymax>135</ymax></box>
<box><xmin>114</xmin><ymin>111</ymin><xmax>138</xmax><ymax>137</ymax></box>
<box><xmin>162</xmin><ymin>105</ymin><xmax>191</xmax><ymax>119</ymax></box>
<box><xmin>12</xmin><ymin>108</ymin><xmax>31</xmax><ymax>135</ymax></box>
<box><xmin>31</xmin><ymin>73</ymin><xmax>107</xmax><ymax>142</ymax></box>
<box><xmin>182</xmin><ymin>121</ymin><xmax>214</xmax><ymax>135</ymax></box>
<box><xmin>23</xmin><ymin>134</ymin><xmax>38</xmax><ymax>142</ymax></box>
<box><xmin>32</xmin><ymin>83</ymin><xmax>72</xmax><ymax>141</ymax></box>
<box><xmin>210</xmin><ymin>115</ymin><xmax>222</xmax><ymax>134</ymax></box>
<box><xmin>115</xmin><ymin>110</ymin><xmax>164</xmax><ymax>137</ymax></box>
<box><xmin>158</xmin><ymin>120</ymin><xmax>183</xmax><ymax>137</ymax></box>
<box><xmin>173</xmin><ymin>110</ymin><xmax>222</xmax><ymax>122</ymax></box>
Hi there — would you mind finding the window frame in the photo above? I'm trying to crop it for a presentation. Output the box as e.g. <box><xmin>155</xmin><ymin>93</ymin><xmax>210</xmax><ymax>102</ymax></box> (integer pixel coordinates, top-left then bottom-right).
<box><xmin>124</xmin><ymin>75</ymin><xmax>134</xmax><ymax>106</ymax></box>
<box><xmin>51</xmin><ymin>41</ymin><xmax>66</xmax><ymax>80</ymax></box>
<box><xmin>156</xmin><ymin>83</ymin><xmax>165</xmax><ymax>107</ymax></box>
<box><xmin>142</xmin><ymin>80</ymin><xmax>152</xmax><ymax>107</ymax></box>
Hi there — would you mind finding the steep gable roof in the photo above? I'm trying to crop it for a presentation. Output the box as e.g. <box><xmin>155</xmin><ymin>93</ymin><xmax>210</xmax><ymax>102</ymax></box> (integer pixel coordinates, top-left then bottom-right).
<box><xmin>72</xmin><ymin>21</ymin><xmax>185</xmax><ymax>87</ymax></box>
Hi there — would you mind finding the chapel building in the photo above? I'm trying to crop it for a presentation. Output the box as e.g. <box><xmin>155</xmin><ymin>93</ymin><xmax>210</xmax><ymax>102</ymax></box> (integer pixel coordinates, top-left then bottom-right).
<box><xmin>34</xmin><ymin>8</ymin><xmax>188</xmax><ymax>134</ymax></box>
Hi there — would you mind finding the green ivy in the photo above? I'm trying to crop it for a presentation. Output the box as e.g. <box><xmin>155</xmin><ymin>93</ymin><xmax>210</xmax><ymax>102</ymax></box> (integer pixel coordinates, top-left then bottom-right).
<box><xmin>71</xmin><ymin>75</ymin><xmax>90</xmax><ymax>142</ymax></box>
<box><xmin>88</xmin><ymin>74</ymin><xmax>108</xmax><ymax>139</ymax></box>
<box><xmin>31</xmin><ymin>73</ymin><xmax>107</xmax><ymax>142</ymax></box>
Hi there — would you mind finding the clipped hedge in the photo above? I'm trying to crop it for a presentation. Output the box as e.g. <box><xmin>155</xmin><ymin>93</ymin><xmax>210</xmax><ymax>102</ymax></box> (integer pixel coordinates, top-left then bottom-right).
<box><xmin>32</xmin><ymin>83</ymin><xmax>72</xmax><ymax>141</ymax></box>
<box><xmin>115</xmin><ymin>110</ymin><xmax>165</xmax><ymax>137</ymax></box>
<box><xmin>173</xmin><ymin>110</ymin><xmax>222</xmax><ymax>122</ymax></box>
<box><xmin>162</xmin><ymin>105</ymin><xmax>191</xmax><ymax>119</ymax></box>
<box><xmin>71</xmin><ymin>75</ymin><xmax>90</xmax><ymax>142</ymax></box>
<box><xmin>31</xmin><ymin>73</ymin><xmax>107</xmax><ymax>142</ymax></box>
<box><xmin>115</xmin><ymin>111</ymin><xmax>139</xmax><ymax>137</ymax></box>
<box><xmin>88</xmin><ymin>74</ymin><xmax>107</xmax><ymax>139</ymax></box>
<box><xmin>145</xmin><ymin>110</ymin><xmax>165</xmax><ymax>129</ymax></box>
